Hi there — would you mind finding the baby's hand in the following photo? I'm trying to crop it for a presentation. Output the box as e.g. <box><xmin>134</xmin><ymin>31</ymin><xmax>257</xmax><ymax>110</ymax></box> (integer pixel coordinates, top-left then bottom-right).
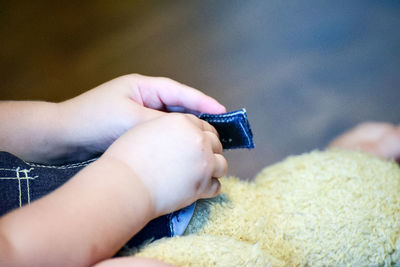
<box><xmin>102</xmin><ymin>113</ymin><xmax>228</xmax><ymax>217</ymax></box>
<box><xmin>328</xmin><ymin>122</ymin><xmax>400</xmax><ymax>161</ymax></box>
<box><xmin>58</xmin><ymin>74</ymin><xmax>226</xmax><ymax>161</ymax></box>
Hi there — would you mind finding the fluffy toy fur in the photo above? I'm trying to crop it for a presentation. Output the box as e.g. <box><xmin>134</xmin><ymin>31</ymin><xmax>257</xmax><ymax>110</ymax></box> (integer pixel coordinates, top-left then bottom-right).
<box><xmin>131</xmin><ymin>150</ymin><xmax>400</xmax><ymax>266</ymax></box>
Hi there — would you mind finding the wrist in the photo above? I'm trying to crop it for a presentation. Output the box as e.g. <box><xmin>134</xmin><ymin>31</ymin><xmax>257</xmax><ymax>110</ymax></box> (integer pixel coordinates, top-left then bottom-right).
<box><xmin>53</xmin><ymin>101</ymin><xmax>98</xmax><ymax>162</ymax></box>
<box><xmin>95</xmin><ymin>155</ymin><xmax>156</xmax><ymax>221</ymax></box>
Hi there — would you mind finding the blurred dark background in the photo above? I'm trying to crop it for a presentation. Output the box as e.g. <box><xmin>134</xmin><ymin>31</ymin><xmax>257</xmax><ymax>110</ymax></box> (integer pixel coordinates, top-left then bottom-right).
<box><xmin>1</xmin><ymin>1</ymin><xmax>399</xmax><ymax>179</ymax></box>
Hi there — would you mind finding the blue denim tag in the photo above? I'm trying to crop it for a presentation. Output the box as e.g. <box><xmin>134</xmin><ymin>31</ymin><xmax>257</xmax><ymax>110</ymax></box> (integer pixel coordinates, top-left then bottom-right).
<box><xmin>200</xmin><ymin>109</ymin><xmax>255</xmax><ymax>149</ymax></box>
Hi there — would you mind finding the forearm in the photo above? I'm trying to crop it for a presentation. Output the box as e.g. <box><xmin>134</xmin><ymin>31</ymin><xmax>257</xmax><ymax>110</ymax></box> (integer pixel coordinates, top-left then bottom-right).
<box><xmin>0</xmin><ymin>156</ymin><xmax>154</xmax><ymax>266</ymax></box>
<box><xmin>0</xmin><ymin>101</ymin><xmax>74</xmax><ymax>163</ymax></box>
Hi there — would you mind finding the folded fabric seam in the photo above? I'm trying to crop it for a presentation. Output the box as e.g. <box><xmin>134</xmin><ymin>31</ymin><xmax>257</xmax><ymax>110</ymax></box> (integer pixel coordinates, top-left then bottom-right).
<box><xmin>199</xmin><ymin>108</ymin><xmax>254</xmax><ymax>149</ymax></box>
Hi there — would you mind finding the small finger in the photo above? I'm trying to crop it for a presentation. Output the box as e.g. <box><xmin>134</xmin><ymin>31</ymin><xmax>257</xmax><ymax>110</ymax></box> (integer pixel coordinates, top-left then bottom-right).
<box><xmin>212</xmin><ymin>154</ymin><xmax>228</xmax><ymax>178</ymax></box>
<box><xmin>204</xmin><ymin>131</ymin><xmax>223</xmax><ymax>154</ymax></box>
<box><xmin>201</xmin><ymin>121</ymin><xmax>219</xmax><ymax>137</ymax></box>
<box><xmin>202</xmin><ymin>178</ymin><xmax>221</xmax><ymax>199</ymax></box>
<box><xmin>183</xmin><ymin>114</ymin><xmax>219</xmax><ymax>136</ymax></box>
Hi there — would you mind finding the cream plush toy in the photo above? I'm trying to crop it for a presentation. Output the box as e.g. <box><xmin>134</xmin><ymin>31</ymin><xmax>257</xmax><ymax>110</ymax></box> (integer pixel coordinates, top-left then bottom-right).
<box><xmin>130</xmin><ymin>149</ymin><xmax>400</xmax><ymax>266</ymax></box>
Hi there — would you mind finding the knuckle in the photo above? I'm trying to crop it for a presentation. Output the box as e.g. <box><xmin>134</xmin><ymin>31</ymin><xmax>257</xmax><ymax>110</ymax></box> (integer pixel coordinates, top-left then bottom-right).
<box><xmin>157</xmin><ymin>76</ymin><xmax>174</xmax><ymax>84</ymax></box>
<box><xmin>170</xmin><ymin>113</ymin><xmax>199</xmax><ymax>128</ymax></box>
<box><xmin>121</xmin><ymin>73</ymin><xmax>141</xmax><ymax>81</ymax></box>
<box><xmin>192</xmin><ymin>134</ymin><xmax>207</xmax><ymax>150</ymax></box>
<box><xmin>162</xmin><ymin>76</ymin><xmax>173</xmax><ymax>82</ymax></box>
<box><xmin>171</xmin><ymin>113</ymin><xmax>188</xmax><ymax>120</ymax></box>
<box><xmin>185</xmin><ymin>113</ymin><xmax>197</xmax><ymax>120</ymax></box>
<box><xmin>167</xmin><ymin>113</ymin><xmax>187</xmax><ymax>122</ymax></box>
<box><xmin>183</xmin><ymin>113</ymin><xmax>198</xmax><ymax>123</ymax></box>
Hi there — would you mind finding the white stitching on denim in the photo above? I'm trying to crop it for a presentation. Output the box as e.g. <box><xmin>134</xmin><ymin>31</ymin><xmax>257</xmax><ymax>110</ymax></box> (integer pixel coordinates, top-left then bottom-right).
<box><xmin>203</xmin><ymin>117</ymin><xmax>235</xmax><ymax>123</ymax></box>
<box><xmin>0</xmin><ymin>167</ymin><xmax>38</xmax><ymax>207</ymax></box>
<box><xmin>16</xmin><ymin>167</ymin><xmax>22</xmax><ymax>207</ymax></box>
<box><xmin>21</xmin><ymin>168</ymin><xmax>32</xmax><ymax>205</ymax></box>
<box><xmin>25</xmin><ymin>158</ymin><xmax>97</xmax><ymax>169</ymax></box>
<box><xmin>0</xmin><ymin>167</ymin><xmax>21</xmax><ymax>171</ymax></box>
<box><xmin>237</xmin><ymin>118</ymin><xmax>251</xmax><ymax>147</ymax></box>
<box><xmin>200</xmin><ymin>109</ymin><xmax>246</xmax><ymax>119</ymax></box>
<box><xmin>168</xmin><ymin>213</ymin><xmax>174</xmax><ymax>236</ymax></box>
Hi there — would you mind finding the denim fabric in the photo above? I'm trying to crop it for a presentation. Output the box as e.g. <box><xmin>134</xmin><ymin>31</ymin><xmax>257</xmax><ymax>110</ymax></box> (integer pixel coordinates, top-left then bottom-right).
<box><xmin>200</xmin><ymin>109</ymin><xmax>255</xmax><ymax>149</ymax></box>
<box><xmin>0</xmin><ymin>109</ymin><xmax>254</xmax><ymax>249</ymax></box>
<box><xmin>0</xmin><ymin>151</ymin><xmax>184</xmax><ymax>251</ymax></box>
<box><xmin>0</xmin><ymin>151</ymin><xmax>92</xmax><ymax>216</ymax></box>
<box><xmin>124</xmin><ymin>202</ymin><xmax>196</xmax><ymax>248</ymax></box>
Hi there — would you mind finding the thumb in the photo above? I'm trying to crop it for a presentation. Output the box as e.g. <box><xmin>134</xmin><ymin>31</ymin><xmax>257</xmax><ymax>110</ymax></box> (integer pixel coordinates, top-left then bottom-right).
<box><xmin>132</xmin><ymin>74</ymin><xmax>226</xmax><ymax>114</ymax></box>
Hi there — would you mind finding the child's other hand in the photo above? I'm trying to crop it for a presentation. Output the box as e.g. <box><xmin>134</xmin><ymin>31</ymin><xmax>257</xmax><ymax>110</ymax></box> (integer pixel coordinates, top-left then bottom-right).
<box><xmin>58</xmin><ymin>74</ymin><xmax>226</xmax><ymax>160</ymax></box>
<box><xmin>328</xmin><ymin>122</ymin><xmax>400</xmax><ymax>160</ymax></box>
<box><xmin>102</xmin><ymin>113</ymin><xmax>228</xmax><ymax>217</ymax></box>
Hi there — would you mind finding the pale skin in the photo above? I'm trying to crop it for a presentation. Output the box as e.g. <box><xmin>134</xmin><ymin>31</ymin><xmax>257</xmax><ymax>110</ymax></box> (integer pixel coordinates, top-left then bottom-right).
<box><xmin>328</xmin><ymin>122</ymin><xmax>400</xmax><ymax>161</ymax></box>
<box><xmin>0</xmin><ymin>74</ymin><xmax>228</xmax><ymax>266</ymax></box>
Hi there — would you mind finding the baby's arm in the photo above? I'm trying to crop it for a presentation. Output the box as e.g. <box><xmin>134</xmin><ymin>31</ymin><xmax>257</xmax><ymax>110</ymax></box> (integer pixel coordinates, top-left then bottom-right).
<box><xmin>0</xmin><ymin>114</ymin><xmax>227</xmax><ymax>266</ymax></box>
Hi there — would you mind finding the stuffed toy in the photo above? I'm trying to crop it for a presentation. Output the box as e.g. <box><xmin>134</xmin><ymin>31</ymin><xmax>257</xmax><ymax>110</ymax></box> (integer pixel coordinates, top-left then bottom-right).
<box><xmin>130</xmin><ymin>149</ymin><xmax>400</xmax><ymax>266</ymax></box>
